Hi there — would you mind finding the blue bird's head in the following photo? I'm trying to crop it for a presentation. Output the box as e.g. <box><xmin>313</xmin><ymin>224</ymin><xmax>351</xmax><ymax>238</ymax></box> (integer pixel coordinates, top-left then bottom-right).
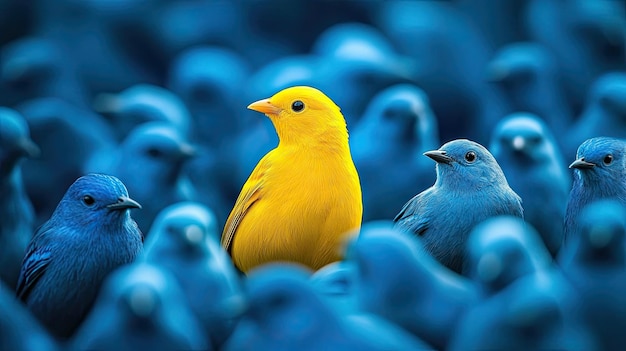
<box><xmin>569</xmin><ymin>137</ymin><xmax>626</xmax><ymax>187</ymax></box>
<box><xmin>587</xmin><ymin>72</ymin><xmax>626</xmax><ymax>119</ymax></box>
<box><xmin>54</xmin><ymin>173</ymin><xmax>141</xmax><ymax>230</ymax></box>
<box><xmin>490</xmin><ymin>113</ymin><xmax>561</xmax><ymax>164</ymax></box>
<box><xmin>426</xmin><ymin>139</ymin><xmax>510</xmax><ymax>190</ymax></box>
<box><xmin>487</xmin><ymin>42</ymin><xmax>554</xmax><ymax>89</ymax></box>
<box><xmin>0</xmin><ymin>107</ymin><xmax>39</xmax><ymax>176</ymax></box>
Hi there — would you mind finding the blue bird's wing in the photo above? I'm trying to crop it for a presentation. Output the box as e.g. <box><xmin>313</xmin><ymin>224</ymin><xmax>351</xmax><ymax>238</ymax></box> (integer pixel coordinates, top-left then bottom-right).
<box><xmin>394</xmin><ymin>192</ymin><xmax>430</xmax><ymax>236</ymax></box>
<box><xmin>15</xmin><ymin>245</ymin><xmax>51</xmax><ymax>301</ymax></box>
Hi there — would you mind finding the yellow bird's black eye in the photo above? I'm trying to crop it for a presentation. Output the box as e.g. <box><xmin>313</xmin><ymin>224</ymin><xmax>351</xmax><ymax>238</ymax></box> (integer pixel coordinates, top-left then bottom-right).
<box><xmin>291</xmin><ymin>100</ymin><xmax>305</xmax><ymax>112</ymax></box>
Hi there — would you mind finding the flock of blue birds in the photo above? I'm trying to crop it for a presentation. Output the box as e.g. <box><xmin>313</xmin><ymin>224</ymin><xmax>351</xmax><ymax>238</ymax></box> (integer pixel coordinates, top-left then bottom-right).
<box><xmin>2</xmin><ymin>0</ymin><xmax>626</xmax><ymax>350</ymax></box>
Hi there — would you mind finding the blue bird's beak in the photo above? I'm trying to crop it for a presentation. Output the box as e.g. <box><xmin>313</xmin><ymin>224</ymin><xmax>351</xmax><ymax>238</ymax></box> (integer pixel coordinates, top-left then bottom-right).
<box><xmin>569</xmin><ymin>158</ymin><xmax>596</xmax><ymax>169</ymax></box>
<box><xmin>107</xmin><ymin>196</ymin><xmax>142</xmax><ymax>210</ymax></box>
<box><xmin>424</xmin><ymin>150</ymin><xmax>453</xmax><ymax>165</ymax></box>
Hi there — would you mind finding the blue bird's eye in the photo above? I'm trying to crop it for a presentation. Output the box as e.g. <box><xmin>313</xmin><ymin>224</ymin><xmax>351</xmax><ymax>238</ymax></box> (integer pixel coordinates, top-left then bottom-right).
<box><xmin>82</xmin><ymin>195</ymin><xmax>95</xmax><ymax>206</ymax></box>
<box><xmin>146</xmin><ymin>148</ymin><xmax>164</xmax><ymax>158</ymax></box>
<box><xmin>465</xmin><ymin>151</ymin><xmax>477</xmax><ymax>163</ymax></box>
<box><xmin>291</xmin><ymin>100</ymin><xmax>305</xmax><ymax>112</ymax></box>
<box><xmin>604</xmin><ymin>154</ymin><xmax>613</xmax><ymax>165</ymax></box>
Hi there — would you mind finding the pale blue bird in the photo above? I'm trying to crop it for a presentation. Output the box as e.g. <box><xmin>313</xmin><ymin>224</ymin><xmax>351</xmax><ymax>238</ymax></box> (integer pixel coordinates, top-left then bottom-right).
<box><xmin>71</xmin><ymin>263</ymin><xmax>210</xmax><ymax>351</ymax></box>
<box><xmin>143</xmin><ymin>201</ymin><xmax>244</xmax><ymax>348</ymax></box>
<box><xmin>350</xmin><ymin>84</ymin><xmax>439</xmax><ymax>221</ymax></box>
<box><xmin>395</xmin><ymin>139</ymin><xmax>524</xmax><ymax>273</ymax></box>
<box><xmin>0</xmin><ymin>108</ymin><xmax>39</xmax><ymax>290</ymax></box>
<box><xmin>16</xmin><ymin>174</ymin><xmax>143</xmax><ymax>339</ymax></box>
<box><xmin>564</xmin><ymin>137</ymin><xmax>626</xmax><ymax>244</ymax></box>
<box><xmin>490</xmin><ymin>113</ymin><xmax>570</xmax><ymax>256</ymax></box>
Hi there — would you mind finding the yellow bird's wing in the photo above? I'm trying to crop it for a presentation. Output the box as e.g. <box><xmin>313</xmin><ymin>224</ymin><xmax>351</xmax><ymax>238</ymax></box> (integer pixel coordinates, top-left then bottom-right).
<box><xmin>221</xmin><ymin>156</ymin><xmax>271</xmax><ymax>254</ymax></box>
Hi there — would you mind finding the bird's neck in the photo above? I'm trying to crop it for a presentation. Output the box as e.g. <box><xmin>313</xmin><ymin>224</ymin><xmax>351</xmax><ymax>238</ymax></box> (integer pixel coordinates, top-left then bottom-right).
<box><xmin>275</xmin><ymin>122</ymin><xmax>351</xmax><ymax>155</ymax></box>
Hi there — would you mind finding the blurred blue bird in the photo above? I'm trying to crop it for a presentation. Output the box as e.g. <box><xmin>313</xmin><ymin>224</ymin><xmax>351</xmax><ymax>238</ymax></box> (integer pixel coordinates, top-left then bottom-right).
<box><xmin>395</xmin><ymin>139</ymin><xmax>524</xmax><ymax>273</ymax></box>
<box><xmin>490</xmin><ymin>113</ymin><xmax>570</xmax><ymax>256</ymax></box>
<box><xmin>0</xmin><ymin>282</ymin><xmax>59</xmax><ymax>351</ymax></box>
<box><xmin>309</xmin><ymin>260</ymin><xmax>358</xmax><ymax>314</ymax></box>
<box><xmin>349</xmin><ymin>221</ymin><xmax>477</xmax><ymax>350</ymax></box>
<box><xmin>465</xmin><ymin>216</ymin><xmax>553</xmax><ymax>297</ymax></box>
<box><xmin>93</xmin><ymin>84</ymin><xmax>192</xmax><ymax>142</ymax></box>
<box><xmin>564</xmin><ymin>137</ymin><xmax>626</xmax><ymax>244</ymax></box>
<box><xmin>86</xmin><ymin>121</ymin><xmax>196</xmax><ymax>233</ymax></box>
<box><xmin>16</xmin><ymin>174</ymin><xmax>143</xmax><ymax>339</ymax></box>
<box><xmin>449</xmin><ymin>270</ymin><xmax>597</xmax><ymax>351</ymax></box>
<box><xmin>143</xmin><ymin>201</ymin><xmax>244</xmax><ymax>348</ymax></box>
<box><xmin>0</xmin><ymin>108</ymin><xmax>39</xmax><ymax>290</ymax></box>
<box><xmin>559</xmin><ymin>199</ymin><xmax>626</xmax><ymax>351</ymax></box>
<box><xmin>312</xmin><ymin>22</ymin><xmax>416</xmax><ymax>126</ymax></box>
<box><xmin>456</xmin><ymin>0</ymin><xmax>527</xmax><ymax>48</ymax></box>
<box><xmin>16</xmin><ymin>97</ymin><xmax>115</xmax><ymax>225</ymax></box>
<box><xmin>222</xmin><ymin>263</ymin><xmax>432</xmax><ymax>351</ymax></box>
<box><xmin>565</xmin><ymin>72</ymin><xmax>626</xmax><ymax>158</ymax></box>
<box><xmin>525</xmin><ymin>0</ymin><xmax>626</xmax><ymax>114</ymax></box>
<box><xmin>71</xmin><ymin>263</ymin><xmax>210</xmax><ymax>351</ymax></box>
<box><xmin>487</xmin><ymin>42</ymin><xmax>573</xmax><ymax>136</ymax></box>
<box><xmin>350</xmin><ymin>84</ymin><xmax>439</xmax><ymax>221</ymax></box>
<box><xmin>0</xmin><ymin>36</ymin><xmax>88</xmax><ymax>108</ymax></box>
<box><xmin>375</xmin><ymin>0</ymin><xmax>509</xmax><ymax>143</ymax></box>
<box><xmin>167</xmin><ymin>45</ymin><xmax>251</xmax><ymax>148</ymax></box>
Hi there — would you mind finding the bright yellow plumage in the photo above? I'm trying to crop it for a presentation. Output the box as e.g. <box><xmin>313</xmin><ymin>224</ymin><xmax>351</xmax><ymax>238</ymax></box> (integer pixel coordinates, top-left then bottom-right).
<box><xmin>221</xmin><ymin>86</ymin><xmax>363</xmax><ymax>273</ymax></box>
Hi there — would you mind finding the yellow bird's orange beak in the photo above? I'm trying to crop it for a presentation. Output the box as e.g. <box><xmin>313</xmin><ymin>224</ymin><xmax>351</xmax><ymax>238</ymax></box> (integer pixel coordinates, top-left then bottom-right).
<box><xmin>247</xmin><ymin>98</ymin><xmax>282</xmax><ymax>116</ymax></box>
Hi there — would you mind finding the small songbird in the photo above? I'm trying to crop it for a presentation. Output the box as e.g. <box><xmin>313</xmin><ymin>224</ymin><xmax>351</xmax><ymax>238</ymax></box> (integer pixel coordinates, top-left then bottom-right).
<box><xmin>221</xmin><ymin>86</ymin><xmax>363</xmax><ymax>273</ymax></box>
<box><xmin>564</xmin><ymin>137</ymin><xmax>626</xmax><ymax>244</ymax></box>
<box><xmin>489</xmin><ymin>113</ymin><xmax>570</xmax><ymax>256</ymax></box>
<box><xmin>16</xmin><ymin>174</ymin><xmax>143</xmax><ymax>339</ymax></box>
<box><xmin>395</xmin><ymin>139</ymin><xmax>523</xmax><ymax>273</ymax></box>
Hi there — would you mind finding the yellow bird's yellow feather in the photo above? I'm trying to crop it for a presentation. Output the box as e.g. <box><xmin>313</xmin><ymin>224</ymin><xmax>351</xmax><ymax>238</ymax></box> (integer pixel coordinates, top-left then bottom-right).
<box><xmin>222</xmin><ymin>86</ymin><xmax>363</xmax><ymax>273</ymax></box>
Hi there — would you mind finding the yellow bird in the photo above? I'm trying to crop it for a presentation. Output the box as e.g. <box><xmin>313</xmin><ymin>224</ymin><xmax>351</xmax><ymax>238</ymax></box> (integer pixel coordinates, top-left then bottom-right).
<box><xmin>221</xmin><ymin>86</ymin><xmax>363</xmax><ymax>273</ymax></box>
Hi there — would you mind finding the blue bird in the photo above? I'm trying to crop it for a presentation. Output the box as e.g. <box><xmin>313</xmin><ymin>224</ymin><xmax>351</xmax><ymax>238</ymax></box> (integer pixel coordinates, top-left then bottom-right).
<box><xmin>349</xmin><ymin>221</ymin><xmax>477</xmax><ymax>350</ymax></box>
<box><xmin>559</xmin><ymin>199</ymin><xmax>626</xmax><ymax>351</ymax></box>
<box><xmin>525</xmin><ymin>0</ymin><xmax>626</xmax><ymax>114</ymax></box>
<box><xmin>0</xmin><ymin>282</ymin><xmax>59</xmax><ymax>351</ymax></box>
<box><xmin>490</xmin><ymin>113</ymin><xmax>570</xmax><ymax>256</ymax></box>
<box><xmin>395</xmin><ymin>139</ymin><xmax>524</xmax><ymax>273</ymax></box>
<box><xmin>375</xmin><ymin>0</ymin><xmax>510</xmax><ymax>143</ymax></box>
<box><xmin>16</xmin><ymin>173</ymin><xmax>143</xmax><ymax>339</ymax></box>
<box><xmin>0</xmin><ymin>108</ymin><xmax>39</xmax><ymax>290</ymax></box>
<box><xmin>16</xmin><ymin>97</ymin><xmax>115</xmax><ymax>225</ymax></box>
<box><xmin>312</xmin><ymin>22</ymin><xmax>416</xmax><ymax>126</ymax></box>
<box><xmin>71</xmin><ymin>263</ymin><xmax>210</xmax><ymax>351</ymax></box>
<box><xmin>449</xmin><ymin>270</ymin><xmax>598</xmax><ymax>351</ymax></box>
<box><xmin>465</xmin><ymin>216</ymin><xmax>553</xmax><ymax>296</ymax></box>
<box><xmin>93</xmin><ymin>84</ymin><xmax>192</xmax><ymax>142</ymax></box>
<box><xmin>487</xmin><ymin>42</ymin><xmax>573</xmax><ymax>135</ymax></box>
<box><xmin>456</xmin><ymin>0</ymin><xmax>527</xmax><ymax>48</ymax></box>
<box><xmin>142</xmin><ymin>201</ymin><xmax>244</xmax><ymax>348</ymax></box>
<box><xmin>565</xmin><ymin>72</ymin><xmax>626</xmax><ymax>158</ymax></box>
<box><xmin>85</xmin><ymin>121</ymin><xmax>196</xmax><ymax>233</ymax></box>
<box><xmin>350</xmin><ymin>84</ymin><xmax>439</xmax><ymax>221</ymax></box>
<box><xmin>309</xmin><ymin>260</ymin><xmax>358</xmax><ymax>314</ymax></box>
<box><xmin>167</xmin><ymin>46</ymin><xmax>251</xmax><ymax>148</ymax></box>
<box><xmin>0</xmin><ymin>36</ymin><xmax>88</xmax><ymax>109</ymax></box>
<box><xmin>564</xmin><ymin>137</ymin><xmax>626</xmax><ymax>244</ymax></box>
<box><xmin>222</xmin><ymin>263</ymin><xmax>432</xmax><ymax>351</ymax></box>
